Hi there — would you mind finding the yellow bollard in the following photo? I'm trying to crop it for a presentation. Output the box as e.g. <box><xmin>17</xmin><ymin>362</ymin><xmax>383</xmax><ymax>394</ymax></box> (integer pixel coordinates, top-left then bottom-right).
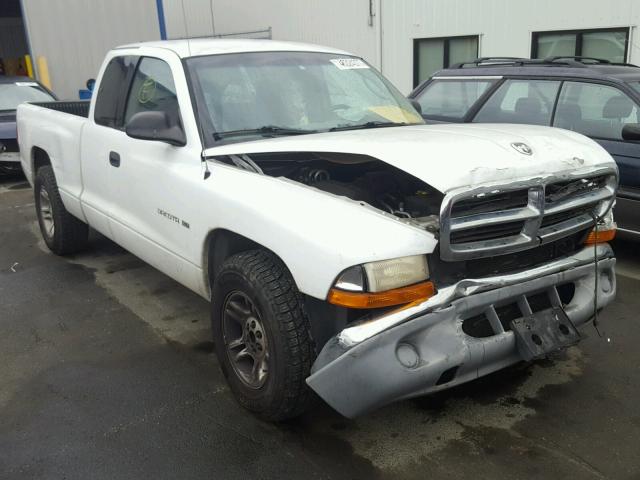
<box><xmin>36</xmin><ymin>56</ymin><xmax>52</xmax><ymax>90</ymax></box>
<box><xmin>24</xmin><ymin>55</ymin><xmax>34</xmax><ymax>78</ymax></box>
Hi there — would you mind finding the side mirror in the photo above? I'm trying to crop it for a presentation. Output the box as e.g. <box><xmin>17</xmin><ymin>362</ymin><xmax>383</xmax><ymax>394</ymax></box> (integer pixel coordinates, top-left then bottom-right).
<box><xmin>125</xmin><ymin>111</ymin><xmax>186</xmax><ymax>146</ymax></box>
<box><xmin>622</xmin><ymin>123</ymin><xmax>640</xmax><ymax>141</ymax></box>
<box><xmin>410</xmin><ymin>98</ymin><xmax>423</xmax><ymax>115</ymax></box>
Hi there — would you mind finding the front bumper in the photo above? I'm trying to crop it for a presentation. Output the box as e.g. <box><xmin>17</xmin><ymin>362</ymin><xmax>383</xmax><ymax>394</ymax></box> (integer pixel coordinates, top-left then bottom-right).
<box><xmin>307</xmin><ymin>244</ymin><xmax>616</xmax><ymax>418</ymax></box>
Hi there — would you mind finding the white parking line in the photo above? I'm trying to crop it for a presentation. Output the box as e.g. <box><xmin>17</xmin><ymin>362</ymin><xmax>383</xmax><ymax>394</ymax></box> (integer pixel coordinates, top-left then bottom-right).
<box><xmin>616</xmin><ymin>263</ymin><xmax>640</xmax><ymax>281</ymax></box>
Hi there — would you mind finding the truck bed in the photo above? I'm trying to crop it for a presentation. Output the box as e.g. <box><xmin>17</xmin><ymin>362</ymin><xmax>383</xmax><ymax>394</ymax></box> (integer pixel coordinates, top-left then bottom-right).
<box><xmin>17</xmin><ymin>101</ymin><xmax>89</xmax><ymax>215</ymax></box>
<box><xmin>30</xmin><ymin>101</ymin><xmax>90</xmax><ymax>118</ymax></box>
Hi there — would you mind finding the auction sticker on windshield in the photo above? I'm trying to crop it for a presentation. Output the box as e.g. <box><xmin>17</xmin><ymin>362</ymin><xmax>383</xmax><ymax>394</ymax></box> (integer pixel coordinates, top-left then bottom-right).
<box><xmin>330</xmin><ymin>58</ymin><xmax>369</xmax><ymax>70</ymax></box>
<box><xmin>15</xmin><ymin>82</ymin><xmax>40</xmax><ymax>87</ymax></box>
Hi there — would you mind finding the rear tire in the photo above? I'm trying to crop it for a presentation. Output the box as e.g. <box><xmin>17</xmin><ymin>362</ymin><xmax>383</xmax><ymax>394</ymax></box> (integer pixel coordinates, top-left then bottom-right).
<box><xmin>211</xmin><ymin>249</ymin><xmax>316</xmax><ymax>421</ymax></box>
<box><xmin>34</xmin><ymin>165</ymin><xmax>89</xmax><ymax>255</ymax></box>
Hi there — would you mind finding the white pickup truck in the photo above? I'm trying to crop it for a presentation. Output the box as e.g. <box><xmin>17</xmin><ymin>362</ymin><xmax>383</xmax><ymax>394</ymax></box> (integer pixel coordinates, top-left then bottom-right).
<box><xmin>18</xmin><ymin>39</ymin><xmax>618</xmax><ymax>420</ymax></box>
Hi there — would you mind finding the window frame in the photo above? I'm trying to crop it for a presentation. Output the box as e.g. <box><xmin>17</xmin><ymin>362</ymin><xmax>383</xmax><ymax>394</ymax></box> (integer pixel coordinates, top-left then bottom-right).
<box><xmin>411</xmin><ymin>77</ymin><xmax>501</xmax><ymax>122</ymax></box>
<box><xmin>459</xmin><ymin>74</ymin><xmax>640</xmax><ymax>142</ymax></box>
<box><xmin>413</xmin><ymin>35</ymin><xmax>479</xmax><ymax>88</ymax></box>
<box><xmin>551</xmin><ymin>78</ymin><xmax>640</xmax><ymax>142</ymax></box>
<box><xmin>415</xmin><ymin>72</ymin><xmax>640</xmax><ymax>137</ymax></box>
<box><xmin>122</xmin><ymin>55</ymin><xmax>184</xmax><ymax>130</ymax></box>
<box><xmin>531</xmin><ymin>27</ymin><xmax>630</xmax><ymax>62</ymax></box>
<box><xmin>470</xmin><ymin>77</ymin><xmax>563</xmax><ymax>126</ymax></box>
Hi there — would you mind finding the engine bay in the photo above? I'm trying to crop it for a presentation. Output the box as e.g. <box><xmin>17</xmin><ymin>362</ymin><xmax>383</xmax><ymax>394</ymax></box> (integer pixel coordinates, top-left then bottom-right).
<box><xmin>219</xmin><ymin>151</ymin><xmax>443</xmax><ymax>231</ymax></box>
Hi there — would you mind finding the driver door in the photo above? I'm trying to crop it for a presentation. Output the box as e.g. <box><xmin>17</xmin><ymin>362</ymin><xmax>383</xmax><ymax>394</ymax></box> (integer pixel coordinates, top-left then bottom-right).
<box><xmin>107</xmin><ymin>53</ymin><xmax>205</xmax><ymax>292</ymax></box>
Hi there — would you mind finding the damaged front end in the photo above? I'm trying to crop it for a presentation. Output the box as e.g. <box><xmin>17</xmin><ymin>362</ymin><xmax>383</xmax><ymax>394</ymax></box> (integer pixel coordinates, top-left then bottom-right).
<box><xmin>307</xmin><ymin>244</ymin><xmax>616</xmax><ymax>418</ymax></box>
<box><xmin>204</xmin><ymin>142</ymin><xmax>618</xmax><ymax>418</ymax></box>
<box><xmin>304</xmin><ymin>166</ymin><xmax>618</xmax><ymax>418</ymax></box>
<box><xmin>214</xmin><ymin>150</ymin><xmax>444</xmax><ymax>231</ymax></box>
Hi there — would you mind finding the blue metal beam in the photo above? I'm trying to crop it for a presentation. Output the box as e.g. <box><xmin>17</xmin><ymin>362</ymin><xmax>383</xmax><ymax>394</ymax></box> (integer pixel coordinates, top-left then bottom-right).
<box><xmin>156</xmin><ymin>0</ymin><xmax>167</xmax><ymax>40</ymax></box>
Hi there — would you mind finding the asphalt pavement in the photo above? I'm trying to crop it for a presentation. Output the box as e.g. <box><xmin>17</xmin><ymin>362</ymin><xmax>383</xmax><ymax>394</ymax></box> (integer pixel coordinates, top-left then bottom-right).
<box><xmin>1</xmin><ymin>174</ymin><xmax>639</xmax><ymax>480</ymax></box>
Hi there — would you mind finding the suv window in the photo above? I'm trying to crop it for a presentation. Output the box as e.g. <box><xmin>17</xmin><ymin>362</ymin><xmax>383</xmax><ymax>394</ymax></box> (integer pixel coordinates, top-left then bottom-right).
<box><xmin>124</xmin><ymin>57</ymin><xmax>181</xmax><ymax>127</ymax></box>
<box><xmin>415</xmin><ymin>79</ymin><xmax>495</xmax><ymax>119</ymax></box>
<box><xmin>94</xmin><ymin>56</ymin><xmax>136</xmax><ymax>128</ymax></box>
<box><xmin>554</xmin><ymin>81</ymin><xmax>640</xmax><ymax>140</ymax></box>
<box><xmin>473</xmin><ymin>79</ymin><xmax>561</xmax><ymax>126</ymax></box>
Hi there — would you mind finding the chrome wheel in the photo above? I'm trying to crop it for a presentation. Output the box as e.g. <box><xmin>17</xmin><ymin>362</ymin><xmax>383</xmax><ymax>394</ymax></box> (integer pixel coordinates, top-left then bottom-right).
<box><xmin>222</xmin><ymin>291</ymin><xmax>269</xmax><ymax>389</ymax></box>
<box><xmin>39</xmin><ymin>188</ymin><xmax>54</xmax><ymax>239</ymax></box>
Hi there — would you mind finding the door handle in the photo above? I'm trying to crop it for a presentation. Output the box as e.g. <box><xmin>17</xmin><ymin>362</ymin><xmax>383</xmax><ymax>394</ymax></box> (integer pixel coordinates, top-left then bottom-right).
<box><xmin>109</xmin><ymin>151</ymin><xmax>120</xmax><ymax>168</ymax></box>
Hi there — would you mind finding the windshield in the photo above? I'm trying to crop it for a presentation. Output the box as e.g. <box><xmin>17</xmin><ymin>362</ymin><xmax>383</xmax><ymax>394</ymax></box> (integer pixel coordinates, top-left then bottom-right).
<box><xmin>414</xmin><ymin>79</ymin><xmax>496</xmax><ymax>119</ymax></box>
<box><xmin>186</xmin><ymin>51</ymin><xmax>423</xmax><ymax>146</ymax></box>
<box><xmin>0</xmin><ymin>82</ymin><xmax>54</xmax><ymax>111</ymax></box>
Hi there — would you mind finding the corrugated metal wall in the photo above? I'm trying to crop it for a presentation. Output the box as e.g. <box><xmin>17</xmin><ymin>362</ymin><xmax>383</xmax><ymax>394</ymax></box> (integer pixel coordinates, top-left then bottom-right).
<box><xmin>161</xmin><ymin>0</ymin><xmax>640</xmax><ymax>94</ymax></box>
<box><xmin>17</xmin><ymin>0</ymin><xmax>640</xmax><ymax>97</ymax></box>
<box><xmin>162</xmin><ymin>0</ymin><xmax>217</xmax><ymax>39</ymax></box>
<box><xmin>381</xmin><ymin>0</ymin><xmax>640</xmax><ymax>93</ymax></box>
<box><xmin>22</xmin><ymin>0</ymin><xmax>161</xmax><ymax>99</ymax></box>
<box><xmin>162</xmin><ymin>0</ymin><xmax>381</xmax><ymax>67</ymax></box>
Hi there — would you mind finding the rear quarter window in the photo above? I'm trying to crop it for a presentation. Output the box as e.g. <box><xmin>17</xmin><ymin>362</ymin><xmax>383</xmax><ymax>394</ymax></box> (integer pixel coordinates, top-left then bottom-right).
<box><xmin>554</xmin><ymin>82</ymin><xmax>640</xmax><ymax>140</ymax></box>
<box><xmin>94</xmin><ymin>56</ymin><xmax>137</xmax><ymax>128</ymax></box>
<box><xmin>415</xmin><ymin>79</ymin><xmax>494</xmax><ymax>119</ymax></box>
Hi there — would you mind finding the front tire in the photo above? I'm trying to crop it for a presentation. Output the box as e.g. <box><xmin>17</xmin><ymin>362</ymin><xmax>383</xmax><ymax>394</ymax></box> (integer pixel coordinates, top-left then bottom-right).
<box><xmin>211</xmin><ymin>250</ymin><xmax>316</xmax><ymax>421</ymax></box>
<box><xmin>34</xmin><ymin>165</ymin><xmax>89</xmax><ymax>255</ymax></box>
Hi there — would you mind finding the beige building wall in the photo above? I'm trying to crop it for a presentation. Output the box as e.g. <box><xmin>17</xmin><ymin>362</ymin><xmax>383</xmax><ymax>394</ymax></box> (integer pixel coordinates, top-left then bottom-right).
<box><xmin>22</xmin><ymin>0</ymin><xmax>161</xmax><ymax>99</ymax></box>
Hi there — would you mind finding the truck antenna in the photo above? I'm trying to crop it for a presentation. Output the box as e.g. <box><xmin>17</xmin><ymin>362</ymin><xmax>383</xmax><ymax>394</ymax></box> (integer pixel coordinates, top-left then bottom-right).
<box><xmin>180</xmin><ymin>0</ymin><xmax>192</xmax><ymax>57</ymax></box>
<box><xmin>180</xmin><ymin>0</ymin><xmax>211</xmax><ymax>179</ymax></box>
<box><xmin>210</xmin><ymin>0</ymin><xmax>216</xmax><ymax>36</ymax></box>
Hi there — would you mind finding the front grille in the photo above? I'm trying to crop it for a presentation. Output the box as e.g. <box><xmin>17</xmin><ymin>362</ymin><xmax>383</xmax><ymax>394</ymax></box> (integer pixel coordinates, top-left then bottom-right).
<box><xmin>540</xmin><ymin>205</ymin><xmax>594</xmax><ymax>228</ymax></box>
<box><xmin>450</xmin><ymin>220</ymin><xmax>524</xmax><ymax>243</ymax></box>
<box><xmin>428</xmin><ymin>228</ymin><xmax>589</xmax><ymax>286</ymax></box>
<box><xmin>545</xmin><ymin>176</ymin><xmax>608</xmax><ymax>204</ymax></box>
<box><xmin>451</xmin><ymin>189</ymin><xmax>529</xmax><ymax>216</ymax></box>
<box><xmin>440</xmin><ymin>170</ymin><xmax>617</xmax><ymax>261</ymax></box>
<box><xmin>0</xmin><ymin>139</ymin><xmax>18</xmax><ymax>152</ymax></box>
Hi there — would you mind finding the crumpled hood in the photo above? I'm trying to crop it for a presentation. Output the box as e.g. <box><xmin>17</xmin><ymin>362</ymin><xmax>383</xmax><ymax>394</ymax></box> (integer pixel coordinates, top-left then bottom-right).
<box><xmin>203</xmin><ymin>123</ymin><xmax>617</xmax><ymax>192</ymax></box>
<box><xmin>0</xmin><ymin>111</ymin><xmax>17</xmax><ymax>140</ymax></box>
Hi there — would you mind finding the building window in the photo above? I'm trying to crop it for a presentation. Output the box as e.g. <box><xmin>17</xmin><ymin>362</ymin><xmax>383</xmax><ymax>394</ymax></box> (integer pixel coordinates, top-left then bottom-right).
<box><xmin>413</xmin><ymin>36</ymin><xmax>479</xmax><ymax>87</ymax></box>
<box><xmin>532</xmin><ymin>28</ymin><xmax>629</xmax><ymax>63</ymax></box>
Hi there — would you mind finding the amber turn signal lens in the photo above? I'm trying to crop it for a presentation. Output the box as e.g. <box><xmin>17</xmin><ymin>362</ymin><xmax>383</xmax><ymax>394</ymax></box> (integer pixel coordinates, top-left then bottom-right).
<box><xmin>584</xmin><ymin>228</ymin><xmax>616</xmax><ymax>245</ymax></box>
<box><xmin>327</xmin><ymin>281</ymin><xmax>436</xmax><ymax>309</ymax></box>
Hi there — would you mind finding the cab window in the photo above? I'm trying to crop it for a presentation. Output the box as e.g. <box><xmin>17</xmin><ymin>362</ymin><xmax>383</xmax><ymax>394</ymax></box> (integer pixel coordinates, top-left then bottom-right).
<box><xmin>414</xmin><ymin>79</ymin><xmax>495</xmax><ymax>119</ymax></box>
<box><xmin>124</xmin><ymin>57</ymin><xmax>181</xmax><ymax>128</ymax></box>
<box><xmin>94</xmin><ymin>56</ymin><xmax>137</xmax><ymax>128</ymax></box>
<box><xmin>473</xmin><ymin>79</ymin><xmax>561</xmax><ymax>126</ymax></box>
<box><xmin>553</xmin><ymin>81</ymin><xmax>640</xmax><ymax>140</ymax></box>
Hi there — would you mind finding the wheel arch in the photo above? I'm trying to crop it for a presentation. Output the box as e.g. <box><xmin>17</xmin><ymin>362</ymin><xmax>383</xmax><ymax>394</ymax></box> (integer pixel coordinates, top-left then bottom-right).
<box><xmin>202</xmin><ymin>228</ymin><xmax>350</xmax><ymax>352</ymax></box>
<box><xmin>31</xmin><ymin>146</ymin><xmax>52</xmax><ymax>180</ymax></box>
<box><xmin>203</xmin><ymin>228</ymin><xmax>277</xmax><ymax>298</ymax></box>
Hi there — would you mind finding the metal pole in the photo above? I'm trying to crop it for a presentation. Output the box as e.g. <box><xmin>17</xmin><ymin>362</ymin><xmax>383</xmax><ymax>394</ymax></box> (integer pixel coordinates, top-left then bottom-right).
<box><xmin>156</xmin><ymin>0</ymin><xmax>168</xmax><ymax>40</ymax></box>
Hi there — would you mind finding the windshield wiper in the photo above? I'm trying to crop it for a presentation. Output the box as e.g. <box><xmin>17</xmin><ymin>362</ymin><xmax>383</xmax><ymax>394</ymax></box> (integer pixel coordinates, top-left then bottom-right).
<box><xmin>329</xmin><ymin>121</ymin><xmax>409</xmax><ymax>132</ymax></box>
<box><xmin>213</xmin><ymin>125</ymin><xmax>318</xmax><ymax>140</ymax></box>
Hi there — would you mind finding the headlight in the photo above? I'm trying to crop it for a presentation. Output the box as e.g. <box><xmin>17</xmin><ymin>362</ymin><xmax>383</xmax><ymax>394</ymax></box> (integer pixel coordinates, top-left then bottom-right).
<box><xmin>329</xmin><ymin>255</ymin><xmax>434</xmax><ymax>309</ymax></box>
<box><xmin>363</xmin><ymin>255</ymin><xmax>429</xmax><ymax>292</ymax></box>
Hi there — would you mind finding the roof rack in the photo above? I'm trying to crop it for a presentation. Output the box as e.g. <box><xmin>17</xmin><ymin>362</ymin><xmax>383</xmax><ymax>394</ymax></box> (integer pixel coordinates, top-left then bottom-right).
<box><xmin>449</xmin><ymin>56</ymin><xmax>639</xmax><ymax>69</ymax></box>
<box><xmin>544</xmin><ymin>56</ymin><xmax>638</xmax><ymax>67</ymax></box>
<box><xmin>544</xmin><ymin>56</ymin><xmax>610</xmax><ymax>64</ymax></box>
<box><xmin>450</xmin><ymin>57</ymin><xmax>532</xmax><ymax>68</ymax></box>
